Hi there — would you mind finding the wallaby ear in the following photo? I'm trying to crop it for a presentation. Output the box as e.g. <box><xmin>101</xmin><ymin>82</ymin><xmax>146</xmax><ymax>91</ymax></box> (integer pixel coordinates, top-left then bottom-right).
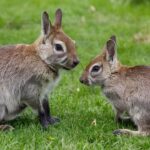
<box><xmin>106</xmin><ymin>35</ymin><xmax>117</xmax><ymax>62</ymax></box>
<box><xmin>42</xmin><ymin>11</ymin><xmax>51</xmax><ymax>37</ymax></box>
<box><xmin>54</xmin><ymin>8</ymin><xmax>62</xmax><ymax>28</ymax></box>
<box><xmin>110</xmin><ymin>35</ymin><xmax>116</xmax><ymax>43</ymax></box>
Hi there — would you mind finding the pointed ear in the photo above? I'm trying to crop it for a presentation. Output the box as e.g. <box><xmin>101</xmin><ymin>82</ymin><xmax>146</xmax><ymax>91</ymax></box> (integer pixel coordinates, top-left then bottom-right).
<box><xmin>106</xmin><ymin>35</ymin><xmax>117</xmax><ymax>62</ymax></box>
<box><xmin>54</xmin><ymin>8</ymin><xmax>62</xmax><ymax>28</ymax></box>
<box><xmin>41</xmin><ymin>11</ymin><xmax>51</xmax><ymax>37</ymax></box>
<box><xmin>110</xmin><ymin>35</ymin><xmax>116</xmax><ymax>43</ymax></box>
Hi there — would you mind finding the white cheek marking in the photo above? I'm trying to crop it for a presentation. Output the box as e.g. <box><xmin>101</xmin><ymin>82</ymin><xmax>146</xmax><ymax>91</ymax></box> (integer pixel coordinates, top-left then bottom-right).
<box><xmin>88</xmin><ymin>78</ymin><xmax>92</xmax><ymax>85</ymax></box>
<box><xmin>59</xmin><ymin>55</ymin><xmax>68</xmax><ymax>64</ymax></box>
<box><xmin>88</xmin><ymin>75</ymin><xmax>95</xmax><ymax>85</ymax></box>
<box><xmin>72</xmin><ymin>40</ymin><xmax>76</xmax><ymax>44</ymax></box>
<box><xmin>53</xmin><ymin>39</ymin><xmax>67</xmax><ymax>53</ymax></box>
<box><xmin>38</xmin><ymin>43</ymin><xmax>53</xmax><ymax>60</ymax></box>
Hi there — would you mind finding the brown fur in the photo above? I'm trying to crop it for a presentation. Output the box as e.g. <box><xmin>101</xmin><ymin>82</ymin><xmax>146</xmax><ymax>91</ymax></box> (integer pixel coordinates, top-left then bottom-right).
<box><xmin>0</xmin><ymin>9</ymin><xmax>79</xmax><ymax>130</ymax></box>
<box><xmin>80</xmin><ymin>35</ymin><xmax>150</xmax><ymax>136</ymax></box>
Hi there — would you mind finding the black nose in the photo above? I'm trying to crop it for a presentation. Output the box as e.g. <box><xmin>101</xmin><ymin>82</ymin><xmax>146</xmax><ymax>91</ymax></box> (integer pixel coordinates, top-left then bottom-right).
<box><xmin>72</xmin><ymin>59</ymin><xmax>80</xmax><ymax>67</ymax></box>
<box><xmin>80</xmin><ymin>77</ymin><xmax>88</xmax><ymax>85</ymax></box>
<box><xmin>79</xmin><ymin>77</ymin><xmax>84</xmax><ymax>83</ymax></box>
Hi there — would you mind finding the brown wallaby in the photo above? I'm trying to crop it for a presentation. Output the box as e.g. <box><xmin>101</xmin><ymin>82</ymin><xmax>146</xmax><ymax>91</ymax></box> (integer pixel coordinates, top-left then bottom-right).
<box><xmin>0</xmin><ymin>9</ymin><xmax>79</xmax><ymax>131</ymax></box>
<box><xmin>80</xmin><ymin>35</ymin><xmax>150</xmax><ymax>136</ymax></box>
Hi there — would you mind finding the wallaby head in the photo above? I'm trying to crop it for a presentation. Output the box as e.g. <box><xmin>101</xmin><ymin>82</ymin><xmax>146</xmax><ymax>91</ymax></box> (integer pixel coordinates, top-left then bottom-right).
<box><xmin>80</xmin><ymin>35</ymin><xmax>121</xmax><ymax>86</ymax></box>
<box><xmin>36</xmin><ymin>9</ymin><xmax>79</xmax><ymax>71</ymax></box>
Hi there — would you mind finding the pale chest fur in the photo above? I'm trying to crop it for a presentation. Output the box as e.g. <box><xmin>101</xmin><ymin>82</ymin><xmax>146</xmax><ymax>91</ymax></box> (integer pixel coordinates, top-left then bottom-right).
<box><xmin>102</xmin><ymin>76</ymin><xmax>127</xmax><ymax>111</ymax></box>
<box><xmin>39</xmin><ymin>75</ymin><xmax>60</xmax><ymax>100</ymax></box>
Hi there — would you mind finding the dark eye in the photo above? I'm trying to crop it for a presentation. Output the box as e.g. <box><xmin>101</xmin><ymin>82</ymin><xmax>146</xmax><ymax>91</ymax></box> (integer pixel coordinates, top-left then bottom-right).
<box><xmin>55</xmin><ymin>44</ymin><xmax>63</xmax><ymax>51</ymax></box>
<box><xmin>92</xmin><ymin>65</ymin><xmax>100</xmax><ymax>72</ymax></box>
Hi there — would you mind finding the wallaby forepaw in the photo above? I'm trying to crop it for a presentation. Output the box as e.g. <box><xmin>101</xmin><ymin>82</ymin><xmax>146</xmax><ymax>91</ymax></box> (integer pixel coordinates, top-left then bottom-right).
<box><xmin>0</xmin><ymin>125</ymin><xmax>14</xmax><ymax>131</ymax></box>
<box><xmin>113</xmin><ymin>129</ymin><xmax>132</xmax><ymax>135</ymax></box>
<box><xmin>113</xmin><ymin>129</ymin><xmax>123</xmax><ymax>135</ymax></box>
<box><xmin>47</xmin><ymin>116</ymin><xmax>60</xmax><ymax>125</ymax></box>
<box><xmin>40</xmin><ymin>116</ymin><xmax>60</xmax><ymax>128</ymax></box>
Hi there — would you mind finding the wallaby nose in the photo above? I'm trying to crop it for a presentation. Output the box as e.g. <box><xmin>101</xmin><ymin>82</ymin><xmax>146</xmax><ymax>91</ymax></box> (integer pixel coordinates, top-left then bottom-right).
<box><xmin>72</xmin><ymin>58</ymin><xmax>80</xmax><ymax>68</ymax></box>
<box><xmin>79</xmin><ymin>77</ymin><xmax>84</xmax><ymax>84</ymax></box>
<box><xmin>80</xmin><ymin>76</ymin><xmax>88</xmax><ymax>85</ymax></box>
<box><xmin>74</xmin><ymin>59</ymin><xmax>80</xmax><ymax>66</ymax></box>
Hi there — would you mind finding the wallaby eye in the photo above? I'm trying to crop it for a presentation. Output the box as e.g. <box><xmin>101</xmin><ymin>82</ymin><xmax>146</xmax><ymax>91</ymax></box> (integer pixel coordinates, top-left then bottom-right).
<box><xmin>55</xmin><ymin>44</ymin><xmax>63</xmax><ymax>51</ymax></box>
<box><xmin>91</xmin><ymin>65</ymin><xmax>100</xmax><ymax>72</ymax></box>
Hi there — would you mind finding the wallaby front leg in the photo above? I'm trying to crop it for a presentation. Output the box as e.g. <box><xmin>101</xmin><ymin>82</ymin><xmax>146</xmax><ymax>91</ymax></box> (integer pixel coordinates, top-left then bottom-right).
<box><xmin>38</xmin><ymin>108</ymin><xmax>49</xmax><ymax>128</ymax></box>
<box><xmin>42</xmin><ymin>97</ymin><xmax>60</xmax><ymax>125</ymax></box>
<box><xmin>0</xmin><ymin>105</ymin><xmax>14</xmax><ymax>131</ymax></box>
<box><xmin>39</xmin><ymin>97</ymin><xmax>60</xmax><ymax>127</ymax></box>
<box><xmin>115</xmin><ymin>109</ymin><xmax>124</xmax><ymax>122</ymax></box>
<box><xmin>115</xmin><ymin>109</ymin><xmax>132</xmax><ymax>124</ymax></box>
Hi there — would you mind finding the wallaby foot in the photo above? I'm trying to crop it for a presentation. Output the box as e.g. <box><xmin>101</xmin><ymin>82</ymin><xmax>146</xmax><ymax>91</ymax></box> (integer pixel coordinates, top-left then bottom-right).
<box><xmin>0</xmin><ymin>125</ymin><xmax>14</xmax><ymax>131</ymax></box>
<box><xmin>47</xmin><ymin>116</ymin><xmax>60</xmax><ymax>125</ymax></box>
<box><xmin>113</xmin><ymin>129</ymin><xmax>150</xmax><ymax>136</ymax></box>
<box><xmin>39</xmin><ymin>113</ymin><xmax>60</xmax><ymax>127</ymax></box>
<box><xmin>39</xmin><ymin>111</ymin><xmax>49</xmax><ymax>128</ymax></box>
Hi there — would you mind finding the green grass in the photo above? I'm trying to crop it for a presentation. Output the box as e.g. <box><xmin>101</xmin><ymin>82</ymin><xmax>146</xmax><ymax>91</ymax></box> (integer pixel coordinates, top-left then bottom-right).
<box><xmin>0</xmin><ymin>0</ymin><xmax>150</xmax><ymax>149</ymax></box>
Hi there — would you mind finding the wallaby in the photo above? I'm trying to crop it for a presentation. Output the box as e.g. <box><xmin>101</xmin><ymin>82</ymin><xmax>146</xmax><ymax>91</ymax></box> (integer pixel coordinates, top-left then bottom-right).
<box><xmin>80</xmin><ymin>35</ymin><xmax>150</xmax><ymax>136</ymax></box>
<box><xmin>0</xmin><ymin>9</ymin><xmax>79</xmax><ymax>131</ymax></box>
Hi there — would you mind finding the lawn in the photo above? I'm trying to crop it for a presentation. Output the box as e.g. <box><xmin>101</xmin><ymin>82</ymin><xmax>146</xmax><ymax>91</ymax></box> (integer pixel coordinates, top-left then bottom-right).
<box><xmin>0</xmin><ymin>0</ymin><xmax>150</xmax><ymax>149</ymax></box>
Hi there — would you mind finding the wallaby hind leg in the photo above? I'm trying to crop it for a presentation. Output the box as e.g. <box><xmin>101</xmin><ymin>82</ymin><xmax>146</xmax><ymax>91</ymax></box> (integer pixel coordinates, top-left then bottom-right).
<box><xmin>0</xmin><ymin>105</ymin><xmax>14</xmax><ymax>131</ymax></box>
<box><xmin>113</xmin><ymin>123</ymin><xmax>150</xmax><ymax>136</ymax></box>
<box><xmin>4</xmin><ymin>103</ymin><xmax>27</xmax><ymax>121</ymax></box>
<box><xmin>113</xmin><ymin>128</ymin><xmax>150</xmax><ymax>136</ymax></box>
<box><xmin>0</xmin><ymin>125</ymin><xmax>14</xmax><ymax>131</ymax></box>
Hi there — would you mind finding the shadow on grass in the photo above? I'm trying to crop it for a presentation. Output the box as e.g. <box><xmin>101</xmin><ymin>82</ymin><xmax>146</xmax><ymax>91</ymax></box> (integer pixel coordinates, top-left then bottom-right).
<box><xmin>1</xmin><ymin>108</ymin><xmax>136</xmax><ymax>143</ymax></box>
<box><xmin>6</xmin><ymin>115</ymin><xmax>38</xmax><ymax>128</ymax></box>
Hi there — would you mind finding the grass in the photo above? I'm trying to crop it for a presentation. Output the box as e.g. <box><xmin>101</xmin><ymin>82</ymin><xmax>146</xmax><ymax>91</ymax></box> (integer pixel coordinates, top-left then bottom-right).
<box><xmin>0</xmin><ymin>0</ymin><xmax>150</xmax><ymax>149</ymax></box>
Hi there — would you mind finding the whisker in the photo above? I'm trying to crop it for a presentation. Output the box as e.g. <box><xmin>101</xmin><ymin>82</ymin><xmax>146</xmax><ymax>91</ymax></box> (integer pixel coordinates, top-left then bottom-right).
<box><xmin>60</xmin><ymin>57</ymin><xmax>68</xmax><ymax>64</ymax></box>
